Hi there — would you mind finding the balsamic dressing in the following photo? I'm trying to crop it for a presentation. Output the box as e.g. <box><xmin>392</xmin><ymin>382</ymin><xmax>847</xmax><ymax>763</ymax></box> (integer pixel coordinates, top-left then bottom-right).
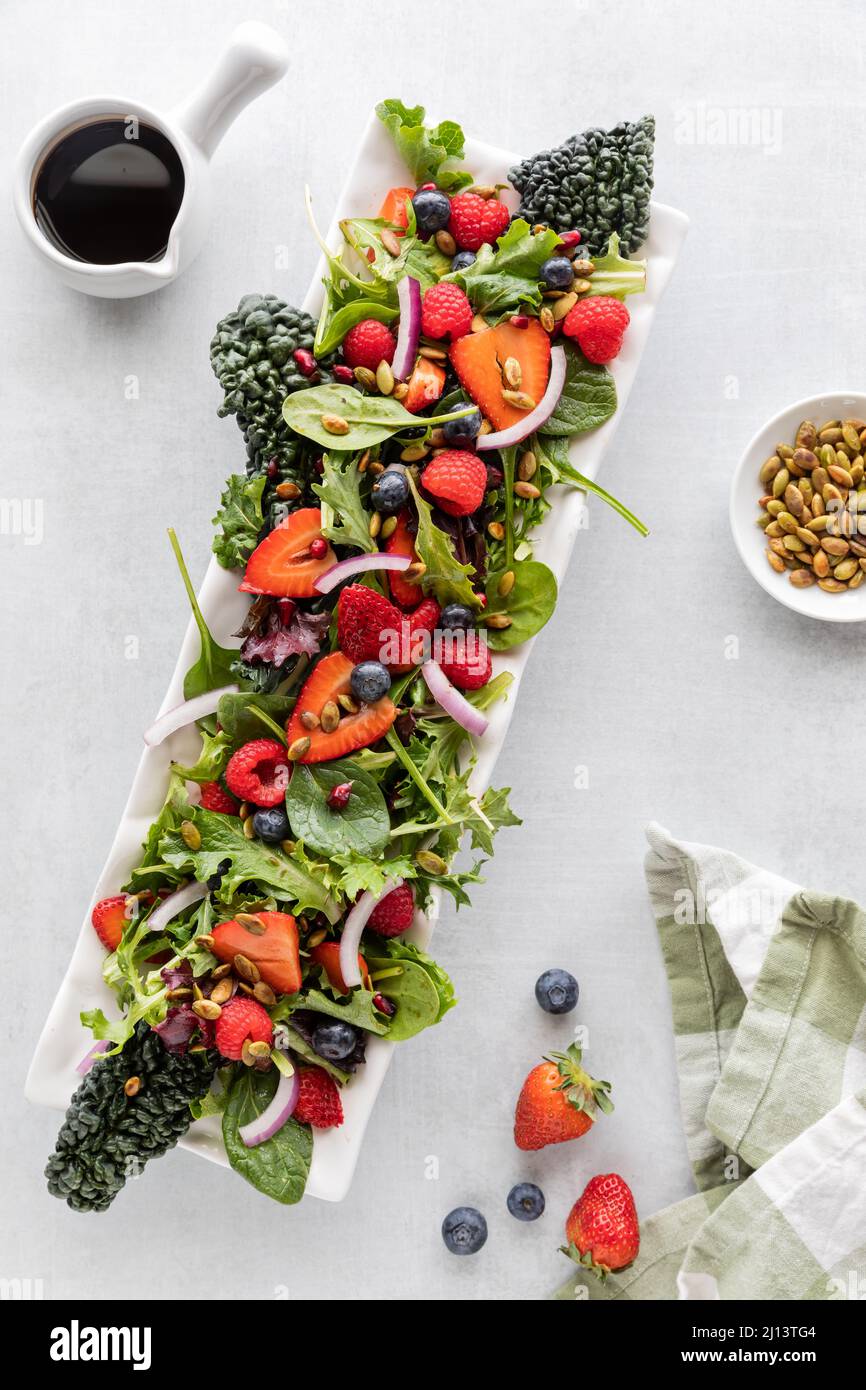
<box><xmin>33</xmin><ymin>119</ymin><xmax>185</xmax><ymax>265</ymax></box>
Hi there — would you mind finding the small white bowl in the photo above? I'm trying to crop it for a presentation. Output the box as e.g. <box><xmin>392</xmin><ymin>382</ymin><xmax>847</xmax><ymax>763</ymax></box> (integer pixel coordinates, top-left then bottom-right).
<box><xmin>730</xmin><ymin>391</ymin><xmax>866</xmax><ymax>622</ymax></box>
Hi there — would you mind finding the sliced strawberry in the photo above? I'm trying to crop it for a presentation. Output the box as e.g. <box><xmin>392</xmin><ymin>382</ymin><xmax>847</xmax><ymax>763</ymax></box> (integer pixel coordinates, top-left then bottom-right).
<box><xmin>378</xmin><ymin>185</ymin><xmax>414</xmax><ymax>234</ymax></box>
<box><xmin>449</xmin><ymin>319</ymin><xmax>551</xmax><ymax>432</ymax></box>
<box><xmin>286</xmin><ymin>651</ymin><xmax>396</xmax><ymax>763</ymax></box>
<box><xmin>404</xmin><ymin>356</ymin><xmax>446</xmax><ymax>414</ymax></box>
<box><xmin>240</xmin><ymin>507</ymin><xmax>335</xmax><ymax>599</ymax></box>
<box><xmin>91</xmin><ymin>895</ymin><xmax>133</xmax><ymax>951</ymax></box>
<box><xmin>385</xmin><ymin>509</ymin><xmax>423</xmax><ymax>609</ymax></box>
<box><xmin>210</xmin><ymin>910</ymin><xmax>301</xmax><ymax>996</ymax></box>
<box><xmin>390</xmin><ymin>597</ymin><xmax>441</xmax><ymax>672</ymax></box>
<box><xmin>311</xmin><ymin>941</ymin><xmax>371</xmax><ymax>994</ymax></box>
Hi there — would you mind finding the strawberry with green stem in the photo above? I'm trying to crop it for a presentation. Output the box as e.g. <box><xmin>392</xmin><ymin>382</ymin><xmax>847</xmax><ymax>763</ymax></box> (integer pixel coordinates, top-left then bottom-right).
<box><xmin>561</xmin><ymin>1173</ymin><xmax>640</xmax><ymax>1279</ymax></box>
<box><xmin>514</xmin><ymin>1043</ymin><xmax>613</xmax><ymax>1151</ymax></box>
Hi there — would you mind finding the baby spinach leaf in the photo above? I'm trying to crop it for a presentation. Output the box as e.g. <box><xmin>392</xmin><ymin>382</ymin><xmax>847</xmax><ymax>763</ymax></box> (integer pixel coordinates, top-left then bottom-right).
<box><xmin>375</xmin><ymin>99</ymin><xmax>473</xmax><ymax>193</ymax></box>
<box><xmin>285</xmin><ymin>759</ymin><xmax>390</xmax><ymax>858</ymax></box>
<box><xmin>371</xmin><ymin>937</ymin><xmax>457</xmax><ymax>1034</ymax></box>
<box><xmin>532</xmin><ymin>434</ymin><xmax>648</xmax><ymax>535</ymax></box>
<box><xmin>284</xmin><ymin>383</ymin><xmax>474</xmax><ymax>451</ymax></box>
<box><xmin>444</xmin><ymin>219</ymin><xmax>562</xmax><ymax>316</ymax></box>
<box><xmin>160</xmin><ymin>806</ymin><xmax>341</xmax><ymax>922</ymax></box>
<box><xmin>484</xmin><ymin>559</ymin><xmax>558</xmax><ymax>649</ymax></box>
<box><xmin>406</xmin><ymin>473</ymin><xmax>481</xmax><ymax>610</ymax></box>
<box><xmin>539</xmin><ymin>344</ymin><xmax>617</xmax><ymax>438</ymax></box>
<box><xmin>313</xmin><ymin>452</ymin><xmax>375</xmax><ymax>552</ymax></box>
<box><xmin>168</xmin><ymin>528</ymin><xmax>239</xmax><ymax>698</ymax></box>
<box><xmin>223</xmin><ymin>1068</ymin><xmax>312</xmax><ymax>1205</ymax></box>
<box><xmin>364</xmin><ymin>957</ymin><xmax>441</xmax><ymax>1040</ymax></box>
<box><xmin>211</xmin><ymin>473</ymin><xmax>266</xmax><ymax>570</ymax></box>
<box><xmin>301</xmin><ymin>987</ymin><xmax>389</xmax><ymax>1035</ymax></box>
<box><xmin>216</xmin><ymin>691</ymin><xmax>296</xmax><ymax>750</ymax></box>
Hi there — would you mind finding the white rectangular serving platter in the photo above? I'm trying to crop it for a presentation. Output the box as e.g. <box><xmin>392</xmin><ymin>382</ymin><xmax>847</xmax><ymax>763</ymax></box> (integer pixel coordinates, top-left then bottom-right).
<box><xmin>26</xmin><ymin>112</ymin><xmax>688</xmax><ymax>1202</ymax></box>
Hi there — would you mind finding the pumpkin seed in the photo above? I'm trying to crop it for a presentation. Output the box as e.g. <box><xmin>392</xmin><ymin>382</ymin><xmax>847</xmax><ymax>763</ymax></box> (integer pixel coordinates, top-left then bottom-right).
<box><xmin>393</xmin><ymin>382</ymin><xmax>409</xmax><ymax>401</ymax></box>
<box><xmin>833</xmin><ymin>558</ymin><xmax>858</xmax><ymax>581</ymax></box>
<box><xmin>275</xmin><ymin>480</ymin><xmax>301</xmax><ymax>500</ymax></box>
<box><xmin>124</xmin><ymin>1076</ymin><xmax>141</xmax><ymax>1097</ymax></box>
<box><xmin>242</xmin><ymin>816</ymin><xmax>256</xmax><ymax>840</ymax></box>
<box><xmin>829</xmin><ymin>463</ymin><xmax>854</xmax><ymax>488</ymax></box>
<box><xmin>211</xmin><ymin>962</ymin><xmax>232</xmax><ymax>980</ymax></box>
<box><xmin>518</xmin><ymin>450</ymin><xmax>537</xmax><ymax>481</ymax></box>
<box><xmin>405</xmin><ymin>560</ymin><xmax>427</xmax><ymax>579</ymax></box>
<box><xmin>784</xmin><ymin>484</ymin><xmax>804</xmax><ymax>517</ymax></box>
<box><xmin>760</xmin><ymin>455</ymin><xmax>782</xmax><ymax>484</ymax></box>
<box><xmin>501</xmin><ymin>389</ymin><xmax>537</xmax><ymax>411</ymax></box>
<box><xmin>514</xmin><ymin>480</ymin><xmax>541</xmax><ymax>499</ymax></box>
<box><xmin>300</xmin><ymin>709</ymin><xmax>319</xmax><ymax>730</ymax></box>
<box><xmin>209</xmin><ymin>978</ymin><xmax>235</xmax><ymax>1006</ymax></box>
<box><xmin>192</xmin><ymin>999</ymin><xmax>222</xmax><ymax>1021</ymax></box>
<box><xmin>842</xmin><ymin>424</ymin><xmax>861</xmax><ymax>451</ymax></box>
<box><xmin>307</xmin><ymin>927</ymin><xmax>327</xmax><ymax>948</ymax></box>
<box><xmin>503</xmin><ymin>357</ymin><xmax>523</xmax><ymax>389</ymax></box>
<box><xmin>381</xmin><ymin>227</ymin><xmax>402</xmax><ymax>258</ymax></box>
<box><xmin>287</xmin><ymin>735</ymin><xmax>312</xmax><ymax>760</ymax></box>
<box><xmin>166</xmin><ymin>987</ymin><xmax>192</xmax><ymax>1001</ymax></box>
<box><xmin>806</xmin><ymin>515</ymin><xmax>829</xmax><ymax>532</ymax></box>
<box><xmin>400</xmin><ymin>443</ymin><xmax>428</xmax><ymax>462</ymax></box>
<box><xmin>233</xmin><ymin>953</ymin><xmax>260</xmax><ymax>984</ymax></box>
<box><xmin>772</xmin><ymin>468</ymin><xmax>790</xmax><ymax>499</ymax></box>
<box><xmin>796</xmin><ymin>527</ymin><xmax>819</xmax><ymax>549</ymax></box>
<box><xmin>197</xmin><ymin>934</ymin><xmax>216</xmax><ymax>953</ymax></box>
<box><xmin>552</xmin><ymin>291</ymin><xmax>578</xmax><ymax>321</ymax></box>
<box><xmin>767</xmin><ymin>499</ymin><xmax>784</xmax><ymax>516</ymax></box>
<box><xmin>795</xmin><ymin>420</ymin><xmax>818</xmax><ymax>451</ymax></box>
<box><xmin>777</xmin><ymin>511</ymin><xmax>799</xmax><ymax>534</ymax></box>
<box><xmin>376</xmin><ymin>360</ymin><xmax>395</xmax><ymax>395</ymax></box>
<box><xmin>180</xmin><ymin>820</ymin><xmax>201</xmax><ymax>851</ymax></box>
<box><xmin>236</xmin><ymin>913</ymin><xmax>266</xmax><ymax>934</ymax></box>
<box><xmin>487</xmin><ymin>520</ymin><xmax>505</xmax><ymax>540</ymax></box>
<box><xmin>789</xmin><ymin>568</ymin><xmax>815</xmax><ymax>588</ymax></box>
<box><xmin>253</xmin><ymin>981</ymin><xmax>277</xmax><ymax>1007</ymax></box>
<box><xmin>766</xmin><ymin>549</ymin><xmax>786</xmax><ymax>573</ymax></box>
<box><xmin>434</xmin><ymin>229</ymin><xmax>457</xmax><ymax>256</ymax></box>
<box><xmin>821</xmin><ymin>537</ymin><xmax>850</xmax><ymax>556</ymax></box>
<box><xmin>783</xmin><ymin>535</ymin><xmax>805</xmax><ymax>552</ymax></box>
<box><xmin>818</xmin><ymin>577</ymin><xmax>847</xmax><ymax>592</ymax></box>
<box><xmin>369</xmin><ymin>511</ymin><xmax>382</xmax><ymax>538</ymax></box>
<box><xmin>321</xmin><ymin>412</ymin><xmax>350</xmax><ymax>435</ymax></box>
<box><xmin>485</xmin><ymin>612</ymin><xmax>513</xmax><ymax>629</ymax></box>
<box><xmin>354</xmin><ymin>366</ymin><xmax>377</xmax><ymax>391</ymax></box>
<box><xmin>572</xmin><ymin>259</ymin><xmax>595</xmax><ymax>276</ymax></box>
<box><xmin>539</xmin><ymin>306</ymin><xmax>555</xmax><ymax>333</ymax></box>
<box><xmin>819</xmin><ymin>426</ymin><xmax>843</xmax><ymax>444</ymax></box>
<box><xmin>497</xmin><ymin>570</ymin><xmax>516</xmax><ymax>597</ymax></box>
<box><xmin>813</xmin><ymin>550</ymin><xmax>830</xmax><ymax>578</ymax></box>
<box><xmin>338</xmin><ymin>693</ymin><xmax>359</xmax><ymax>714</ymax></box>
<box><xmin>471</xmin><ymin>314</ymin><xmax>489</xmax><ymax>333</ymax></box>
<box><xmin>320</xmin><ymin>701</ymin><xmax>340</xmax><ymax>733</ymax></box>
<box><xmin>418</xmin><ymin>344</ymin><xmax>447</xmax><ymax>361</ymax></box>
<box><xmin>281</xmin><ymin>839</ymin><xmax>296</xmax><ymax>855</ymax></box>
<box><xmin>380</xmin><ymin>515</ymin><xmax>398</xmax><ymax>539</ymax></box>
<box><xmin>415</xmin><ymin>849</ymin><xmax>448</xmax><ymax>875</ymax></box>
<box><xmin>849</xmin><ymin>567</ymin><xmax>865</xmax><ymax>589</ymax></box>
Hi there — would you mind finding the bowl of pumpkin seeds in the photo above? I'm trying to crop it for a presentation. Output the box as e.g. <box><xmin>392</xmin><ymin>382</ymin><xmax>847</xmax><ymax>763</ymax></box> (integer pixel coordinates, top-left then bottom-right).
<box><xmin>731</xmin><ymin>393</ymin><xmax>866</xmax><ymax>621</ymax></box>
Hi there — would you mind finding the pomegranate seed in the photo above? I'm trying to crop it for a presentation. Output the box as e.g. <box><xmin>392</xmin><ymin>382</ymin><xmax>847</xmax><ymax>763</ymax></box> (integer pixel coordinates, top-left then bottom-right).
<box><xmin>509</xmin><ymin>314</ymin><xmax>529</xmax><ymax>329</ymax></box>
<box><xmin>333</xmin><ymin>364</ymin><xmax>355</xmax><ymax>384</ymax></box>
<box><xmin>327</xmin><ymin>781</ymin><xmax>353</xmax><ymax>811</ymax></box>
<box><xmin>478</xmin><ymin>593</ymin><xmax>487</xmax><ymax>607</ymax></box>
<box><xmin>309</xmin><ymin>537</ymin><xmax>328</xmax><ymax>559</ymax></box>
<box><xmin>266</xmin><ymin>458</ymin><xmax>279</xmax><ymax>479</ymax></box>
<box><xmin>559</xmin><ymin>230</ymin><xmax>582</xmax><ymax>247</ymax></box>
<box><xmin>373</xmin><ymin>993</ymin><xmax>396</xmax><ymax>1017</ymax></box>
<box><xmin>418</xmin><ymin>182</ymin><xmax>436</xmax><ymax>192</ymax></box>
<box><xmin>293</xmin><ymin>348</ymin><xmax>318</xmax><ymax>378</ymax></box>
<box><xmin>314</xmin><ymin>459</ymin><xmax>325</xmax><ymax>475</ymax></box>
<box><xmin>486</xmin><ymin>466</ymin><xmax>503</xmax><ymax>487</ymax></box>
<box><xmin>277</xmin><ymin>598</ymin><xmax>296</xmax><ymax>625</ymax></box>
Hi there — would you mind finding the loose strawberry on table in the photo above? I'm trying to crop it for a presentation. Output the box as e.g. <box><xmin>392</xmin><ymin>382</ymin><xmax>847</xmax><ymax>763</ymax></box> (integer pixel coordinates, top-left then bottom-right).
<box><xmin>514</xmin><ymin>1043</ymin><xmax>613</xmax><ymax>1151</ymax></box>
<box><xmin>564</xmin><ymin>1173</ymin><xmax>640</xmax><ymax>1277</ymax></box>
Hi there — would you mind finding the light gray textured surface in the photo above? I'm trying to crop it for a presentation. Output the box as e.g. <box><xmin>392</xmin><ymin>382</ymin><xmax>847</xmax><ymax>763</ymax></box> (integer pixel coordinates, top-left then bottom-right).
<box><xmin>3</xmin><ymin>0</ymin><xmax>864</xmax><ymax>1302</ymax></box>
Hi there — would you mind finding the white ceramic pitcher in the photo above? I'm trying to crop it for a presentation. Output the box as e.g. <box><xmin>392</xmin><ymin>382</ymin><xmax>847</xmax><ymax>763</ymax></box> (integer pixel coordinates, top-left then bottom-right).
<box><xmin>13</xmin><ymin>22</ymin><xmax>289</xmax><ymax>298</ymax></box>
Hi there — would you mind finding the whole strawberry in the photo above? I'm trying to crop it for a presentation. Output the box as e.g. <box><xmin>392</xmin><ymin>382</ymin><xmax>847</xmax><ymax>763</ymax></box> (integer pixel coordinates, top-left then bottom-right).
<box><xmin>562</xmin><ymin>296</ymin><xmax>630</xmax><ymax>364</ymax></box>
<box><xmin>337</xmin><ymin>584</ymin><xmax>402</xmax><ymax>664</ymax></box>
<box><xmin>294</xmin><ymin>1067</ymin><xmax>344</xmax><ymax>1128</ymax></box>
<box><xmin>342</xmin><ymin>319</ymin><xmax>397</xmax><ymax>371</ymax></box>
<box><xmin>421</xmin><ymin>450</ymin><xmax>488</xmax><ymax>517</ymax></box>
<box><xmin>448</xmin><ymin>192</ymin><xmax>510</xmax><ymax>252</ymax></box>
<box><xmin>563</xmin><ymin>1173</ymin><xmax>640</xmax><ymax>1278</ymax></box>
<box><xmin>422</xmin><ymin>282</ymin><xmax>473</xmax><ymax>341</ymax></box>
<box><xmin>513</xmin><ymin>1043</ymin><xmax>613</xmax><ymax>1151</ymax></box>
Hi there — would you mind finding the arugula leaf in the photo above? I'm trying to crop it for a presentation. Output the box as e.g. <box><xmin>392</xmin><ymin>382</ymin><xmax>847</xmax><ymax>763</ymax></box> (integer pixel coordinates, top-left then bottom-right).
<box><xmin>160</xmin><ymin>805</ymin><xmax>341</xmax><ymax>922</ymax></box>
<box><xmin>539</xmin><ymin>344</ymin><xmax>617</xmax><ymax>438</ymax></box>
<box><xmin>485</xmin><ymin>560</ymin><xmax>558</xmax><ymax>649</ymax></box>
<box><xmin>172</xmin><ymin>727</ymin><xmax>232</xmax><ymax>784</ymax></box>
<box><xmin>444</xmin><ymin>219</ymin><xmax>562</xmax><ymax>316</ymax></box>
<box><xmin>211</xmin><ymin>474</ymin><xmax>266</xmax><ymax>570</ymax></box>
<box><xmin>406</xmin><ymin>473</ymin><xmax>480</xmax><ymax>609</ymax></box>
<box><xmin>223</xmin><ymin>1068</ymin><xmax>312</xmax><ymax>1205</ymax></box>
<box><xmin>124</xmin><ymin>771</ymin><xmax>189</xmax><ymax>892</ymax></box>
<box><xmin>284</xmin><ymin>383</ymin><xmax>474</xmax><ymax>451</ymax></box>
<box><xmin>532</xmin><ymin>433</ymin><xmax>648</xmax><ymax>536</ymax></box>
<box><xmin>312</xmin><ymin>452</ymin><xmax>375</xmax><ymax>552</ymax></box>
<box><xmin>285</xmin><ymin>759</ymin><xmax>391</xmax><ymax>858</ymax></box>
<box><xmin>340</xmin><ymin>213</ymin><xmax>450</xmax><ymax>293</ymax></box>
<box><xmin>587</xmin><ymin>232</ymin><xmax>647</xmax><ymax>299</ymax></box>
<box><xmin>168</xmin><ymin>528</ymin><xmax>239</xmax><ymax>698</ymax></box>
<box><xmin>376</xmin><ymin>99</ymin><xmax>473</xmax><ymax>193</ymax></box>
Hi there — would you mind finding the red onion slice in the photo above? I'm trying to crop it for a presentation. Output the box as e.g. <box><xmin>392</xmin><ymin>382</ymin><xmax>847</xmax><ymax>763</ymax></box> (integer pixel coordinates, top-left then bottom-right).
<box><xmin>421</xmin><ymin>659</ymin><xmax>489</xmax><ymax>737</ymax></box>
<box><xmin>392</xmin><ymin>275</ymin><xmax>422</xmax><ymax>381</ymax></box>
<box><xmin>476</xmin><ymin>345</ymin><xmax>567</xmax><ymax>451</ymax></box>
<box><xmin>340</xmin><ymin>878</ymin><xmax>404</xmax><ymax>988</ymax></box>
<box><xmin>144</xmin><ymin>685</ymin><xmax>238</xmax><ymax>747</ymax></box>
<box><xmin>314</xmin><ymin>551</ymin><xmax>411</xmax><ymax>594</ymax></box>
<box><xmin>239</xmin><ymin>1065</ymin><xmax>300</xmax><ymax>1147</ymax></box>
<box><xmin>76</xmin><ymin>1041</ymin><xmax>109</xmax><ymax>1076</ymax></box>
<box><xmin>146</xmin><ymin>880</ymin><xmax>209</xmax><ymax>933</ymax></box>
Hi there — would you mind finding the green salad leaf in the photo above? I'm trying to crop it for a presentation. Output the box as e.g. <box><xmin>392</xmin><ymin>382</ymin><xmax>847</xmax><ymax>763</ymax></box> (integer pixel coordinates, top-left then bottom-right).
<box><xmin>444</xmin><ymin>218</ymin><xmax>562</xmax><ymax>316</ymax></box>
<box><xmin>587</xmin><ymin>232</ymin><xmax>647</xmax><ymax>299</ymax></box>
<box><xmin>284</xmin><ymin>383</ymin><xmax>474</xmax><ymax>451</ymax></box>
<box><xmin>368</xmin><ymin>937</ymin><xmax>457</xmax><ymax>1040</ymax></box>
<box><xmin>301</xmin><ymin>987</ymin><xmax>389</xmax><ymax>1035</ymax></box>
<box><xmin>168</xmin><ymin>528</ymin><xmax>239</xmax><ymax>698</ymax></box>
<box><xmin>223</xmin><ymin>1068</ymin><xmax>312</xmax><ymax>1204</ymax></box>
<box><xmin>211</xmin><ymin>473</ymin><xmax>266</xmax><ymax>570</ymax></box>
<box><xmin>160</xmin><ymin>805</ymin><xmax>341</xmax><ymax>922</ymax></box>
<box><xmin>316</xmin><ymin>297</ymin><xmax>398</xmax><ymax>360</ymax></box>
<box><xmin>172</xmin><ymin>727</ymin><xmax>232</xmax><ymax>784</ymax></box>
<box><xmin>376</xmin><ymin>99</ymin><xmax>473</xmax><ymax>193</ymax></box>
<box><xmin>330</xmin><ymin>851</ymin><xmax>417</xmax><ymax>902</ymax></box>
<box><xmin>406</xmin><ymin>473</ymin><xmax>480</xmax><ymax>610</ymax></box>
<box><xmin>216</xmin><ymin>690</ymin><xmax>297</xmax><ymax>749</ymax></box>
<box><xmin>539</xmin><ymin>344</ymin><xmax>617</xmax><ymax>438</ymax></box>
<box><xmin>285</xmin><ymin>759</ymin><xmax>391</xmax><ymax>859</ymax></box>
<box><xmin>340</xmin><ymin>212</ymin><xmax>450</xmax><ymax>293</ymax></box>
<box><xmin>312</xmin><ymin>452</ymin><xmax>374</xmax><ymax>552</ymax></box>
<box><xmin>484</xmin><ymin>560</ymin><xmax>558</xmax><ymax>649</ymax></box>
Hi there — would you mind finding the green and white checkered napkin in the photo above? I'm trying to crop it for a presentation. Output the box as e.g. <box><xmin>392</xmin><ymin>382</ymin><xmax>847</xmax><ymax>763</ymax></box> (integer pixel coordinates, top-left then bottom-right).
<box><xmin>556</xmin><ymin>823</ymin><xmax>866</xmax><ymax>1301</ymax></box>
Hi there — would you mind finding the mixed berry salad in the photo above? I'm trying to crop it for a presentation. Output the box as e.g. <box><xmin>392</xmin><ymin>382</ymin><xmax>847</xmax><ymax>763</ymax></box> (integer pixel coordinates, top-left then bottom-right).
<box><xmin>45</xmin><ymin>100</ymin><xmax>655</xmax><ymax>1211</ymax></box>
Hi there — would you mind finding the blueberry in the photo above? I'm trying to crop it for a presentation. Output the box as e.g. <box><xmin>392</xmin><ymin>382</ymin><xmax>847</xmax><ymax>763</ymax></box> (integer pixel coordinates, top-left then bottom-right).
<box><xmin>311</xmin><ymin>1019</ymin><xmax>358</xmax><ymax>1062</ymax></box>
<box><xmin>351</xmin><ymin>660</ymin><xmax>391</xmax><ymax>704</ymax></box>
<box><xmin>442</xmin><ymin>407</ymin><xmax>482</xmax><ymax>444</ymax></box>
<box><xmin>534</xmin><ymin>968</ymin><xmax>579</xmax><ymax>1014</ymax></box>
<box><xmin>251</xmin><ymin>806</ymin><xmax>291</xmax><ymax>844</ymax></box>
<box><xmin>412</xmin><ymin>188</ymin><xmax>451</xmax><ymax>233</ymax></box>
<box><xmin>439</xmin><ymin>603</ymin><xmax>475</xmax><ymax>631</ymax></box>
<box><xmin>539</xmin><ymin>256</ymin><xmax>574</xmax><ymax>290</ymax></box>
<box><xmin>507</xmin><ymin>1183</ymin><xmax>546</xmax><ymax>1222</ymax></box>
<box><xmin>441</xmin><ymin>1206</ymin><xmax>488</xmax><ymax>1255</ymax></box>
<box><xmin>371</xmin><ymin>467</ymin><xmax>410</xmax><ymax>514</ymax></box>
<box><xmin>451</xmin><ymin>250</ymin><xmax>476</xmax><ymax>272</ymax></box>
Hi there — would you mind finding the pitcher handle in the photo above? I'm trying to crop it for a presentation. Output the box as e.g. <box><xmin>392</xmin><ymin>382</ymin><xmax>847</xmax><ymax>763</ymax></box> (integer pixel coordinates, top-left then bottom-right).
<box><xmin>172</xmin><ymin>21</ymin><xmax>288</xmax><ymax>160</ymax></box>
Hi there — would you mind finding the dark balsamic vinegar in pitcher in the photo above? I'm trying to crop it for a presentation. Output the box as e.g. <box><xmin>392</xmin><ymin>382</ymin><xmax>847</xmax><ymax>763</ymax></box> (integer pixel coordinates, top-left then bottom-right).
<box><xmin>33</xmin><ymin>119</ymin><xmax>185</xmax><ymax>264</ymax></box>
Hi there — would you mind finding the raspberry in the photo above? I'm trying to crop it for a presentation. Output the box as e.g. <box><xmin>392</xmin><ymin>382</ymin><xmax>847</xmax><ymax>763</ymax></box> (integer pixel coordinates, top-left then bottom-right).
<box><xmin>224</xmin><ymin>739</ymin><xmax>289</xmax><ymax>807</ymax></box>
<box><xmin>198</xmin><ymin>781</ymin><xmax>240</xmax><ymax>815</ymax></box>
<box><xmin>421</xmin><ymin>450</ymin><xmax>488</xmax><ymax>517</ymax></box>
<box><xmin>421</xmin><ymin>283</ymin><xmax>473</xmax><ymax>341</ymax></box>
<box><xmin>367</xmin><ymin>882</ymin><xmax>415</xmax><ymax>937</ymax></box>
<box><xmin>562</xmin><ymin>296</ymin><xmax>630</xmax><ymax>364</ymax></box>
<box><xmin>214</xmin><ymin>997</ymin><xmax>273</xmax><ymax>1061</ymax></box>
<box><xmin>440</xmin><ymin>637</ymin><xmax>492</xmax><ymax>690</ymax></box>
<box><xmin>447</xmin><ymin>193</ymin><xmax>510</xmax><ymax>252</ymax></box>
<box><xmin>293</xmin><ymin>1067</ymin><xmax>344</xmax><ymax>1128</ymax></box>
<box><xmin>342</xmin><ymin>319</ymin><xmax>397</xmax><ymax>371</ymax></box>
<box><xmin>337</xmin><ymin>584</ymin><xmax>402</xmax><ymax>664</ymax></box>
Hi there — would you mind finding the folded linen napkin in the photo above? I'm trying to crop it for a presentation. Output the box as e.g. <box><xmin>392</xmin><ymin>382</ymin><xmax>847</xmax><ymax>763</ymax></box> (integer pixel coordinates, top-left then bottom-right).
<box><xmin>556</xmin><ymin>823</ymin><xmax>866</xmax><ymax>1301</ymax></box>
